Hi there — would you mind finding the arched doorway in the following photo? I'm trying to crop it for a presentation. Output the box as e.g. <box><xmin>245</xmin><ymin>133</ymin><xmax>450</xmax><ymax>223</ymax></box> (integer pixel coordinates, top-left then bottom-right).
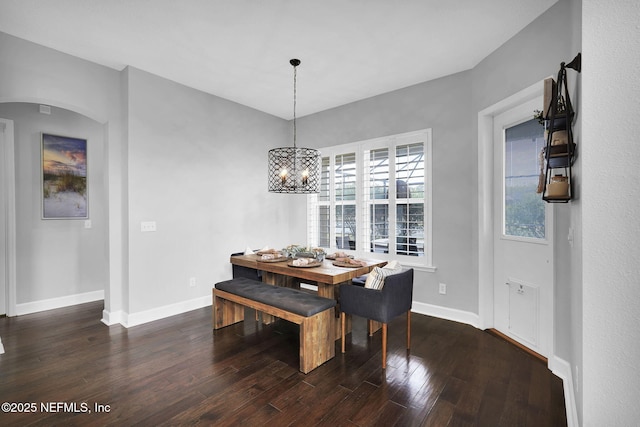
<box><xmin>0</xmin><ymin>102</ymin><xmax>108</xmax><ymax>317</ymax></box>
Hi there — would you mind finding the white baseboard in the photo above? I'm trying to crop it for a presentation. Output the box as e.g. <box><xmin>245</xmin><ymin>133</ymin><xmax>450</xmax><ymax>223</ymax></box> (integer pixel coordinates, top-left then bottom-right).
<box><xmin>550</xmin><ymin>356</ymin><xmax>579</xmax><ymax>427</ymax></box>
<box><xmin>15</xmin><ymin>290</ymin><xmax>104</xmax><ymax>316</ymax></box>
<box><xmin>411</xmin><ymin>301</ymin><xmax>480</xmax><ymax>328</ymax></box>
<box><xmin>119</xmin><ymin>294</ymin><xmax>212</xmax><ymax>328</ymax></box>
<box><xmin>101</xmin><ymin>309</ymin><xmax>124</xmax><ymax>326</ymax></box>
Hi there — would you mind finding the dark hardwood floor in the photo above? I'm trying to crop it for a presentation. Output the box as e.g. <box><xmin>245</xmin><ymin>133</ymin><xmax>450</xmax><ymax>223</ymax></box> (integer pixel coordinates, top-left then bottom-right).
<box><xmin>0</xmin><ymin>301</ymin><xmax>566</xmax><ymax>426</ymax></box>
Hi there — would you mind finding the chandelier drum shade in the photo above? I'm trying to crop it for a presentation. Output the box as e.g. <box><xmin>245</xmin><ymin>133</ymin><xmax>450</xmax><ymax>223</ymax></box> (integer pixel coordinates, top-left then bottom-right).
<box><xmin>268</xmin><ymin>146</ymin><xmax>320</xmax><ymax>192</ymax></box>
<box><xmin>268</xmin><ymin>59</ymin><xmax>321</xmax><ymax>194</ymax></box>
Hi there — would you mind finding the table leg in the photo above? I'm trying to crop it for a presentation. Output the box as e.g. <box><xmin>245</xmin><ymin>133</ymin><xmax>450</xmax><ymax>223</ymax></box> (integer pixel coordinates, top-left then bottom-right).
<box><xmin>262</xmin><ymin>271</ymin><xmax>298</xmax><ymax>288</ymax></box>
<box><xmin>316</xmin><ymin>281</ymin><xmax>351</xmax><ymax>341</ymax></box>
<box><xmin>369</xmin><ymin>320</ymin><xmax>382</xmax><ymax>335</ymax></box>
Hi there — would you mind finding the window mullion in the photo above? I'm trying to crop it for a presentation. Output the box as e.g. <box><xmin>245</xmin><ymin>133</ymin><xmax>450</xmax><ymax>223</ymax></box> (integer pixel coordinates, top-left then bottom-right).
<box><xmin>329</xmin><ymin>155</ymin><xmax>336</xmax><ymax>250</ymax></box>
<box><xmin>355</xmin><ymin>147</ymin><xmax>365</xmax><ymax>253</ymax></box>
<box><xmin>388</xmin><ymin>140</ymin><xmax>397</xmax><ymax>254</ymax></box>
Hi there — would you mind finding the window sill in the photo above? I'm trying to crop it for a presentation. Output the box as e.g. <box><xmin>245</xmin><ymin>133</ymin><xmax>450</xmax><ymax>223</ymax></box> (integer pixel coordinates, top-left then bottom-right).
<box><xmin>355</xmin><ymin>252</ymin><xmax>436</xmax><ymax>273</ymax></box>
<box><xmin>402</xmin><ymin>263</ymin><xmax>437</xmax><ymax>273</ymax></box>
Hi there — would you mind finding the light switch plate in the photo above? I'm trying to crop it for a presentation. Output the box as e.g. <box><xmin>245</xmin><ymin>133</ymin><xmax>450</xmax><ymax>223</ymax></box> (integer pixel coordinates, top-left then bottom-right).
<box><xmin>141</xmin><ymin>221</ymin><xmax>157</xmax><ymax>232</ymax></box>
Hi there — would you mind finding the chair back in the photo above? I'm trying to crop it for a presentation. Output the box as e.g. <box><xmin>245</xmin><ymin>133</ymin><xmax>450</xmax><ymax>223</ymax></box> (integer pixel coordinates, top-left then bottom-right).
<box><xmin>339</xmin><ymin>268</ymin><xmax>413</xmax><ymax>323</ymax></box>
<box><xmin>381</xmin><ymin>268</ymin><xmax>414</xmax><ymax>314</ymax></box>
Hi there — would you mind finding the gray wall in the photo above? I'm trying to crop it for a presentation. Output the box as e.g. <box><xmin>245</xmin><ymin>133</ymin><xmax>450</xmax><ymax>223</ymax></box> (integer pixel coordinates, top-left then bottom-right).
<box><xmin>0</xmin><ymin>31</ymin><xmax>295</xmax><ymax>323</ymax></box>
<box><xmin>583</xmin><ymin>0</ymin><xmax>640</xmax><ymax>425</ymax></box>
<box><xmin>0</xmin><ymin>103</ymin><xmax>108</xmax><ymax>304</ymax></box>
<box><xmin>298</xmin><ymin>71</ymin><xmax>475</xmax><ymax>312</ymax></box>
<box><xmin>124</xmin><ymin>67</ymin><xmax>291</xmax><ymax>314</ymax></box>
<box><xmin>0</xmin><ymin>30</ymin><xmax>125</xmax><ymax>317</ymax></box>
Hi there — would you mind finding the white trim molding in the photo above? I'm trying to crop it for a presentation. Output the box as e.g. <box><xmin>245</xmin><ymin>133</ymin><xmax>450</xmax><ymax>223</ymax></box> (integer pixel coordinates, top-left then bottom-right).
<box><xmin>119</xmin><ymin>294</ymin><xmax>212</xmax><ymax>328</ymax></box>
<box><xmin>101</xmin><ymin>309</ymin><xmax>124</xmax><ymax>326</ymax></box>
<box><xmin>411</xmin><ymin>301</ymin><xmax>480</xmax><ymax>329</ymax></box>
<box><xmin>551</xmin><ymin>356</ymin><xmax>580</xmax><ymax>427</ymax></box>
<box><xmin>15</xmin><ymin>290</ymin><xmax>104</xmax><ymax>316</ymax></box>
<box><xmin>1</xmin><ymin>118</ymin><xmax>17</xmax><ymax>317</ymax></box>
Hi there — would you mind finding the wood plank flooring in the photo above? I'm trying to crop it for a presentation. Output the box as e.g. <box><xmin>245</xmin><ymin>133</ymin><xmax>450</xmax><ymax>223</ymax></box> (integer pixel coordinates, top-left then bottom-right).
<box><xmin>0</xmin><ymin>301</ymin><xmax>567</xmax><ymax>426</ymax></box>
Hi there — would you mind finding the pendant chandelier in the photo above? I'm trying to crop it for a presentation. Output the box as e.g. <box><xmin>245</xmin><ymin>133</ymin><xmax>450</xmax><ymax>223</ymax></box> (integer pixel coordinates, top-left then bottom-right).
<box><xmin>268</xmin><ymin>59</ymin><xmax>321</xmax><ymax>194</ymax></box>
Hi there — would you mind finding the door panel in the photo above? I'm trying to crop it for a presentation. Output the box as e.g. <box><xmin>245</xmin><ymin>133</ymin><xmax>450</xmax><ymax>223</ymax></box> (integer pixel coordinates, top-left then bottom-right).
<box><xmin>493</xmin><ymin>98</ymin><xmax>554</xmax><ymax>358</ymax></box>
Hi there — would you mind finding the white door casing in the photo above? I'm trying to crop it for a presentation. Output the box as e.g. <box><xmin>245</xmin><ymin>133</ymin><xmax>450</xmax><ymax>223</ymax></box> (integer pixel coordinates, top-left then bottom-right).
<box><xmin>1</xmin><ymin>117</ymin><xmax>17</xmax><ymax>318</ymax></box>
<box><xmin>0</xmin><ymin>120</ymin><xmax>6</xmax><ymax>316</ymax></box>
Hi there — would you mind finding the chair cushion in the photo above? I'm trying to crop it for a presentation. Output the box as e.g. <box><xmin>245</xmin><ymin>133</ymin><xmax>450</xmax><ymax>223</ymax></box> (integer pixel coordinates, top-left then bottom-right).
<box><xmin>384</xmin><ymin>260</ymin><xmax>401</xmax><ymax>270</ymax></box>
<box><xmin>364</xmin><ymin>267</ymin><xmax>394</xmax><ymax>289</ymax></box>
<box><xmin>364</xmin><ymin>261</ymin><xmax>403</xmax><ymax>289</ymax></box>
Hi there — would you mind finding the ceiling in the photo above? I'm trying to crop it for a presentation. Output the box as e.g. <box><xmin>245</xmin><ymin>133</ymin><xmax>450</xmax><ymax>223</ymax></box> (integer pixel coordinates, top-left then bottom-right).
<box><xmin>0</xmin><ymin>0</ymin><xmax>558</xmax><ymax>119</ymax></box>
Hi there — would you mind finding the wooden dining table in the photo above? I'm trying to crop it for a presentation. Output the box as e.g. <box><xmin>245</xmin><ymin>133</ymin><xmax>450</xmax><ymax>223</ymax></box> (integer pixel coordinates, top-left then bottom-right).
<box><xmin>229</xmin><ymin>253</ymin><xmax>387</xmax><ymax>339</ymax></box>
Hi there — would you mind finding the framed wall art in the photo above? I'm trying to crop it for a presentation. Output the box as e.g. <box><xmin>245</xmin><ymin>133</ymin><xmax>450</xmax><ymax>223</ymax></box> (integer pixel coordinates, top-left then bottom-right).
<box><xmin>41</xmin><ymin>133</ymin><xmax>88</xmax><ymax>219</ymax></box>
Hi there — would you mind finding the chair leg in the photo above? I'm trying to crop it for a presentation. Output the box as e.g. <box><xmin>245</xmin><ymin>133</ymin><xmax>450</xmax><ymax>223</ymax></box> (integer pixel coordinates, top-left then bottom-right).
<box><xmin>341</xmin><ymin>312</ymin><xmax>346</xmax><ymax>353</ymax></box>
<box><xmin>407</xmin><ymin>310</ymin><xmax>411</xmax><ymax>350</ymax></box>
<box><xmin>368</xmin><ymin>319</ymin><xmax>373</xmax><ymax>336</ymax></box>
<box><xmin>382</xmin><ymin>323</ymin><xmax>387</xmax><ymax>369</ymax></box>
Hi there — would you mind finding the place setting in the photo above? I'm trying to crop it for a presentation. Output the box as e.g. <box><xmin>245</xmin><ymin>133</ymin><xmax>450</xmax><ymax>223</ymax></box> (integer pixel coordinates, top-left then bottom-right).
<box><xmin>325</xmin><ymin>251</ymin><xmax>367</xmax><ymax>268</ymax></box>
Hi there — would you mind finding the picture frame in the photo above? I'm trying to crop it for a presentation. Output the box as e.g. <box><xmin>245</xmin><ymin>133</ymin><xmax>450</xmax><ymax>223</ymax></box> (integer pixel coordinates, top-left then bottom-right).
<box><xmin>41</xmin><ymin>133</ymin><xmax>88</xmax><ymax>219</ymax></box>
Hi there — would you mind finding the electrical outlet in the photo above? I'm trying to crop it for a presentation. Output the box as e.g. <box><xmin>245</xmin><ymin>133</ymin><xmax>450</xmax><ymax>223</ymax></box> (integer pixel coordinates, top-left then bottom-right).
<box><xmin>189</xmin><ymin>277</ymin><xmax>197</xmax><ymax>287</ymax></box>
<box><xmin>439</xmin><ymin>283</ymin><xmax>447</xmax><ymax>295</ymax></box>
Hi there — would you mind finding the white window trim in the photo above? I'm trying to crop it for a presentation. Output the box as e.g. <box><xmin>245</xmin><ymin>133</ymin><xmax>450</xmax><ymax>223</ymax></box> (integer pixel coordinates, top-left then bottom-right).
<box><xmin>307</xmin><ymin>129</ymin><xmax>434</xmax><ymax>271</ymax></box>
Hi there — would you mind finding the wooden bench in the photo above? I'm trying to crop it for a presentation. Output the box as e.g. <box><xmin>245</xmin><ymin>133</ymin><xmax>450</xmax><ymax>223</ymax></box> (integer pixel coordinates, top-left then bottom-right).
<box><xmin>212</xmin><ymin>278</ymin><xmax>336</xmax><ymax>374</ymax></box>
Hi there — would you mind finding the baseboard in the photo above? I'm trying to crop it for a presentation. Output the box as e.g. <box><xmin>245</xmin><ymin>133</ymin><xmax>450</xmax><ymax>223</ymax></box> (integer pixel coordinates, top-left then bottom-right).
<box><xmin>550</xmin><ymin>356</ymin><xmax>579</xmax><ymax>427</ymax></box>
<box><xmin>101</xmin><ymin>309</ymin><xmax>124</xmax><ymax>326</ymax></box>
<box><xmin>486</xmin><ymin>328</ymin><xmax>547</xmax><ymax>364</ymax></box>
<box><xmin>120</xmin><ymin>294</ymin><xmax>213</xmax><ymax>328</ymax></box>
<box><xmin>15</xmin><ymin>290</ymin><xmax>104</xmax><ymax>316</ymax></box>
<box><xmin>411</xmin><ymin>301</ymin><xmax>480</xmax><ymax>328</ymax></box>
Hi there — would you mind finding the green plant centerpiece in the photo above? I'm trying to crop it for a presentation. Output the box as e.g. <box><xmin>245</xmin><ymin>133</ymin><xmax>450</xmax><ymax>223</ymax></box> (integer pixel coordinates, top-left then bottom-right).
<box><xmin>282</xmin><ymin>245</ymin><xmax>326</xmax><ymax>260</ymax></box>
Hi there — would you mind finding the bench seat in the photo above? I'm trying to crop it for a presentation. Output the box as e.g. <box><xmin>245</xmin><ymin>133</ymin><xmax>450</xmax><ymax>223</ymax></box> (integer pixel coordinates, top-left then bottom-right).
<box><xmin>213</xmin><ymin>278</ymin><xmax>336</xmax><ymax>373</ymax></box>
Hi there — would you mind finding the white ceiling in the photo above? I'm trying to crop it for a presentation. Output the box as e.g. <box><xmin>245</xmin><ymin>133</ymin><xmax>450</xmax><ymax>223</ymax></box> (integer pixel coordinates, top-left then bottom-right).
<box><xmin>0</xmin><ymin>0</ymin><xmax>558</xmax><ymax>119</ymax></box>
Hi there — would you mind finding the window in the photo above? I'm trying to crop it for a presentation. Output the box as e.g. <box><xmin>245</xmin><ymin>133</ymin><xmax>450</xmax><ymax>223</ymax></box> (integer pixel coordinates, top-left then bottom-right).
<box><xmin>503</xmin><ymin>119</ymin><xmax>546</xmax><ymax>239</ymax></box>
<box><xmin>308</xmin><ymin>129</ymin><xmax>433</xmax><ymax>268</ymax></box>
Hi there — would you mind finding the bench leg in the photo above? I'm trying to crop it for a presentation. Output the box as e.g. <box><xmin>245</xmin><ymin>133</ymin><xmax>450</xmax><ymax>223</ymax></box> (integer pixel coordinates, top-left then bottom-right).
<box><xmin>212</xmin><ymin>291</ymin><xmax>245</xmax><ymax>329</ymax></box>
<box><xmin>299</xmin><ymin>308</ymin><xmax>335</xmax><ymax>374</ymax></box>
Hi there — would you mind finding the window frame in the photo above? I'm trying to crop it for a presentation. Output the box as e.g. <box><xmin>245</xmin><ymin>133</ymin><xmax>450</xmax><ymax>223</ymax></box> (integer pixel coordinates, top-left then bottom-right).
<box><xmin>307</xmin><ymin>129</ymin><xmax>434</xmax><ymax>270</ymax></box>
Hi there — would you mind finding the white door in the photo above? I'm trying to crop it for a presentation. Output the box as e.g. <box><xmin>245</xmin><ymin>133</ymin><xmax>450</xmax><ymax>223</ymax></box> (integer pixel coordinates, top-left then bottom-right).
<box><xmin>493</xmin><ymin>98</ymin><xmax>554</xmax><ymax>358</ymax></box>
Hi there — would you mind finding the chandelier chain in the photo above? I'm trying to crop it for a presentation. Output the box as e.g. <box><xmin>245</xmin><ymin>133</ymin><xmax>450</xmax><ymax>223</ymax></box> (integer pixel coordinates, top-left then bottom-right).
<box><xmin>293</xmin><ymin>62</ymin><xmax>297</xmax><ymax>149</ymax></box>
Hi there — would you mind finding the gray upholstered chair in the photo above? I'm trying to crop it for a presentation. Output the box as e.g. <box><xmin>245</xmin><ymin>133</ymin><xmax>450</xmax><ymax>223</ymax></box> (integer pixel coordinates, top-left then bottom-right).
<box><xmin>339</xmin><ymin>268</ymin><xmax>414</xmax><ymax>369</ymax></box>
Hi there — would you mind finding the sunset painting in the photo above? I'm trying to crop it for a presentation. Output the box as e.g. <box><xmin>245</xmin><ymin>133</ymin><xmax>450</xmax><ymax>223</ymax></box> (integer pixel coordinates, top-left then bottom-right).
<box><xmin>41</xmin><ymin>133</ymin><xmax>88</xmax><ymax>219</ymax></box>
